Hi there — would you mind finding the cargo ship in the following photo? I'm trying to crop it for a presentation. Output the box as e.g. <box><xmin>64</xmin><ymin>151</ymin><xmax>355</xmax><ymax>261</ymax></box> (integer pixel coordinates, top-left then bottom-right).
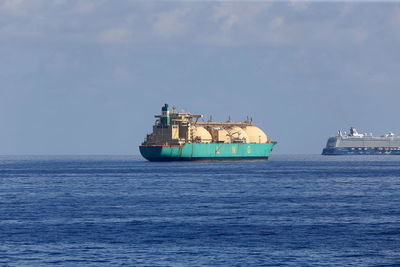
<box><xmin>139</xmin><ymin>104</ymin><xmax>276</xmax><ymax>161</ymax></box>
<box><xmin>322</xmin><ymin>127</ymin><xmax>400</xmax><ymax>155</ymax></box>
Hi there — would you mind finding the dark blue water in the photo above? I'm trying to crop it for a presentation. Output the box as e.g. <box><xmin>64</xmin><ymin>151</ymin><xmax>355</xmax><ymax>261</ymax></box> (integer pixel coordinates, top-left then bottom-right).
<box><xmin>1</xmin><ymin>155</ymin><xmax>400</xmax><ymax>266</ymax></box>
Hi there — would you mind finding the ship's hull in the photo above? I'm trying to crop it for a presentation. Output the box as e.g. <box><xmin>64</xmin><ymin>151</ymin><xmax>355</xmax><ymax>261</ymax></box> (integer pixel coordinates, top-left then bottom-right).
<box><xmin>322</xmin><ymin>147</ymin><xmax>400</xmax><ymax>155</ymax></box>
<box><xmin>140</xmin><ymin>143</ymin><xmax>275</xmax><ymax>162</ymax></box>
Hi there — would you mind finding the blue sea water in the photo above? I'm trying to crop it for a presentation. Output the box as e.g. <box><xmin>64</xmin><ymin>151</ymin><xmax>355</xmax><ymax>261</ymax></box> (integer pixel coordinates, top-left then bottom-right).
<box><xmin>1</xmin><ymin>155</ymin><xmax>400</xmax><ymax>266</ymax></box>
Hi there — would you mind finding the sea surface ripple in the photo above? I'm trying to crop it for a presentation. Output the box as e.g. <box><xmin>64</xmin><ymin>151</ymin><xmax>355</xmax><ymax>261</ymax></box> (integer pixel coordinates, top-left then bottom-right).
<box><xmin>1</xmin><ymin>155</ymin><xmax>400</xmax><ymax>266</ymax></box>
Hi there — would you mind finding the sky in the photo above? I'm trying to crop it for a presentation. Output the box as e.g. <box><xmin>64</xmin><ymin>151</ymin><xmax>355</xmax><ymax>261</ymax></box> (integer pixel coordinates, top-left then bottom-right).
<box><xmin>1</xmin><ymin>0</ymin><xmax>400</xmax><ymax>155</ymax></box>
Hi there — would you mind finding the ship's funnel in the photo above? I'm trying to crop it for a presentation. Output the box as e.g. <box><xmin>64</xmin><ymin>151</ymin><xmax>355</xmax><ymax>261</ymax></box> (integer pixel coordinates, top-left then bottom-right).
<box><xmin>161</xmin><ymin>104</ymin><xmax>170</xmax><ymax>126</ymax></box>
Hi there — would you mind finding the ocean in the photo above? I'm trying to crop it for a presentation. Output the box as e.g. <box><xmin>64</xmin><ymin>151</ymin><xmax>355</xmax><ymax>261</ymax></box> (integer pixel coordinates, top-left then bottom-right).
<box><xmin>1</xmin><ymin>155</ymin><xmax>400</xmax><ymax>266</ymax></box>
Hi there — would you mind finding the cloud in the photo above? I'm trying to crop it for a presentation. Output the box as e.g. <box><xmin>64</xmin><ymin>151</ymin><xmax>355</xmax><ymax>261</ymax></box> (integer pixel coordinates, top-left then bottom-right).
<box><xmin>392</xmin><ymin>7</ymin><xmax>400</xmax><ymax>38</ymax></box>
<box><xmin>0</xmin><ymin>0</ymin><xmax>42</xmax><ymax>15</ymax></box>
<box><xmin>113</xmin><ymin>66</ymin><xmax>137</xmax><ymax>85</ymax></box>
<box><xmin>266</xmin><ymin>17</ymin><xmax>287</xmax><ymax>43</ymax></box>
<box><xmin>369</xmin><ymin>72</ymin><xmax>390</xmax><ymax>84</ymax></box>
<box><xmin>213</xmin><ymin>4</ymin><xmax>240</xmax><ymax>32</ymax></box>
<box><xmin>212</xmin><ymin>2</ymin><xmax>271</xmax><ymax>32</ymax></box>
<box><xmin>347</xmin><ymin>27</ymin><xmax>368</xmax><ymax>43</ymax></box>
<box><xmin>196</xmin><ymin>2</ymin><xmax>272</xmax><ymax>46</ymax></box>
<box><xmin>71</xmin><ymin>0</ymin><xmax>106</xmax><ymax>14</ymax></box>
<box><xmin>0</xmin><ymin>1</ymin><xmax>396</xmax><ymax>48</ymax></box>
<box><xmin>288</xmin><ymin>1</ymin><xmax>308</xmax><ymax>12</ymax></box>
<box><xmin>99</xmin><ymin>28</ymin><xmax>133</xmax><ymax>44</ymax></box>
<box><xmin>395</xmin><ymin>7</ymin><xmax>400</xmax><ymax>24</ymax></box>
<box><xmin>152</xmin><ymin>8</ymin><xmax>189</xmax><ymax>40</ymax></box>
<box><xmin>53</xmin><ymin>0</ymin><xmax>66</xmax><ymax>6</ymax></box>
<box><xmin>269</xmin><ymin>17</ymin><xmax>284</xmax><ymax>29</ymax></box>
<box><xmin>340</xmin><ymin>3</ymin><xmax>358</xmax><ymax>17</ymax></box>
<box><xmin>73</xmin><ymin>0</ymin><xmax>96</xmax><ymax>13</ymax></box>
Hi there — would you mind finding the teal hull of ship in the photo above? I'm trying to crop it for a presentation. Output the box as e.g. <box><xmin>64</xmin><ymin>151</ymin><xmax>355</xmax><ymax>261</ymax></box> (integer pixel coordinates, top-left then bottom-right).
<box><xmin>139</xmin><ymin>143</ymin><xmax>275</xmax><ymax>161</ymax></box>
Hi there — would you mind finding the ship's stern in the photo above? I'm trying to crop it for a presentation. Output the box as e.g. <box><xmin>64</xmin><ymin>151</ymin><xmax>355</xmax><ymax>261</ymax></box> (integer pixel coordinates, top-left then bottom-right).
<box><xmin>139</xmin><ymin>145</ymin><xmax>164</xmax><ymax>161</ymax></box>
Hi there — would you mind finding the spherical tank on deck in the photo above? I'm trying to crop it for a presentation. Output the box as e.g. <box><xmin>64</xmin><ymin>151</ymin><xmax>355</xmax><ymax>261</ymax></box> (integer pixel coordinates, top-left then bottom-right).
<box><xmin>243</xmin><ymin>126</ymin><xmax>268</xmax><ymax>143</ymax></box>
